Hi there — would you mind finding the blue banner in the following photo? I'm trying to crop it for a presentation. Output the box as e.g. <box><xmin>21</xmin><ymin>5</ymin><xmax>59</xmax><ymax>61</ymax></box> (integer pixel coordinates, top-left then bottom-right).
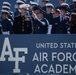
<box><xmin>0</xmin><ymin>35</ymin><xmax>76</xmax><ymax>75</ymax></box>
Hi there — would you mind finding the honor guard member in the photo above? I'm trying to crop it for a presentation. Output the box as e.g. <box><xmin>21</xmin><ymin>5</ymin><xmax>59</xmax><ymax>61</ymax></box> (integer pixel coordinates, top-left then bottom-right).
<box><xmin>13</xmin><ymin>4</ymin><xmax>33</xmax><ymax>34</ymax></box>
<box><xmin>3</xmin><ymin>1</ymin><xmax>11</xmax><ymax>8</ymax></box>
<box><xmin>30</xmin><ymin>1</ymin><xmax>39</xmax><ymax>7</ymax></box>
<box><xmin>59</xmin><ymin>0</ymin><xmax>67</xmax><ymax>6</ymax></box>
<box><xmin>56</xmin><ymin>0</ymin><xmax>67</xmax><ymax>9</ymax></box>
<box><xmin>29</xmin><ymin>1</ymin><xmax>39</xmax><ymax>16</ymax></box>
<box><xmin>2</xmin><ymin>2</ymin><xmax>13</xmax><ymax>22</ymax></box>
<box><xmin>30</xmin><ymin>1</ymin><xmax>39</xmax><ymax>10</ymax></box>
<box><xmin>2</xmin><ymin>5</ymin><xmax>14</xmax><ymax>22</ymax></box>
<box><xmin>42</xmin><ymin>0</ymin><xmax>49</xmax><ymax>11</ymax></box>
<box><xmin>60</xmin><ymin>3</ymin><xmax>70</xmax><ymax>20</ymax></box>
<box><xmin>33</xmin><ymin>8</ymin><xmax>48</xmax><ymax>34</ymax></box>
<box><xmin>32</xmin><ymin>6</ymin><xmax>40</xmax><ymax>19</ymax></box>
<box><xmin>61</xmin><ymin>3</ymin><xmax>70</xmax><ymax>16</ymax></box>
<box><xmin>45</xmin><ymin>3</ymin><xmax>54</xmax><ymax>34</ymax></box>
<box><xmin>32</xmin><ymin>6</ymin><xmax>40</xmax><ymax>15</ymax></box>
<box><xmin>0</xmin><ymin>9</ymin><xmax>13</xmax><ymax>35</ymax></box>
<box><xmin>14</xmin><ymin>0</ymin><xmax>25</xmax><ymax>17</ymax></box>
<box><xmin>32</xmin><ymin>6</ymin><xmax>40</xmax><ymax>18</ymax></box>
<box><xmin>70</xmin><ymin>0</ymin><xmax>76</xmax><ymax>13</ymax></box>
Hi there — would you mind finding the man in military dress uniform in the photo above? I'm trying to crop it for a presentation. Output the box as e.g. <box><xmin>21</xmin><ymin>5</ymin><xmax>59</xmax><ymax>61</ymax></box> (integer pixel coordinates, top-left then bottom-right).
<box><xmin>13</xmin><ymin>4</ymin><xmax>33</xmax><ymax>34</ymax></box>
<box><xmin>0</xmin><ymin>7</ymin><xmax>13</xmax><ymax>35</ymax></box>
<box><xmin>51</xmin><ymin>8</ymin><xmax>68</xmax><ymax>34</ymax></box>
<box><xmin>51</xmin><ymin>9</ymin><xmax>61</xmax><ymax>34</ymax></box>
<box><xmin>52</xmin><ymin>2</ymin><xmax>70</xmax><ymax>34</ymax></box>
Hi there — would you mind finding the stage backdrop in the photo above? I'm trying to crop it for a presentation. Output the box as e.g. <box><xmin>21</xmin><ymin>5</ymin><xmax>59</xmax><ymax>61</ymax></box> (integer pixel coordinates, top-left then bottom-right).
<box><xmin>0</xmin><ymin>35</ymin><xmax>76</xmax><ymax>75</ymax></box>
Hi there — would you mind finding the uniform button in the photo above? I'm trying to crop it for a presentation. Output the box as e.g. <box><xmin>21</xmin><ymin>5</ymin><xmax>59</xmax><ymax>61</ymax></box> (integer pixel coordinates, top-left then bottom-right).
<box><xmin>22</xmin><ymin>17</ymin><xmax>25</xmax><ymax>19</ymax></box>
<box><xmin>22</xmin><ymin>23</ymin><xmax>24</xmax><ymax>25</ymax></box>
<box><xmin>38</xmin><ymin>27</ymin><xmax>40</xmax><ymax>29</ymax></box>
<box><xmin>22</xmin><ymin>26</ymin><xmax>24</xmax><ymax>29</ymax></box>
<box><xmin>22</xmin><ymin>29</ymin><xmax>24</xmax><ymax>32</ymax></box>
<box><xmin>22</xmin><ymin>20</ymin><xmax>25</xmax><ymax>22</ymax></box>
<box><xmin>55</xmin><ymin>23</ymin><xmax>58</xmax><ymax>25</ymax></box>
<box><xmin>27</xmin><ymin>25</ymin><xmax>29</xmax><ymax>27</ymax></box>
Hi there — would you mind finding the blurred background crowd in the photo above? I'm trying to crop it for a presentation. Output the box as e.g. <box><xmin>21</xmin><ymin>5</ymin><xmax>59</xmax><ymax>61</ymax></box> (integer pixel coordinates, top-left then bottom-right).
<box><xmin>0</xmin><ymin>0</ymin><xmax>76</xmax><ymax>34</ymax></box>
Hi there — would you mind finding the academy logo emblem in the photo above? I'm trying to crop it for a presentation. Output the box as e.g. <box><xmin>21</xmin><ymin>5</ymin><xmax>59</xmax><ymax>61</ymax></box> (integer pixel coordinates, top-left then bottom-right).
<box><xmin>0</xmin><ymin>37</ymin><xmax>28</xmax><ymax>73</ymax></box>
